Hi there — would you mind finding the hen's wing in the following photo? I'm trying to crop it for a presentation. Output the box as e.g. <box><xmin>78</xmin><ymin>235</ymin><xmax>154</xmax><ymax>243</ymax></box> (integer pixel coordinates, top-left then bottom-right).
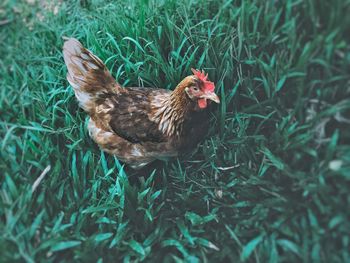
<box><xmin>90</xmin><ymin>88</ymin><xmax>178</xmax><ymax>169</ymax></box>
<box><xmin>98</xmin><ymin>87</ymin><xmax>170</xmax><ymax>144</ymax></box>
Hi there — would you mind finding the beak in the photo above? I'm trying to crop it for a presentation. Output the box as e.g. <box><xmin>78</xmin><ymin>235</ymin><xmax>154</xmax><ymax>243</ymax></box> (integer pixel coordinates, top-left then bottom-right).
<box><xmin>202</xmin><ymin>91</ymin><xmax>220</xmax><ymax>104</ymax></box>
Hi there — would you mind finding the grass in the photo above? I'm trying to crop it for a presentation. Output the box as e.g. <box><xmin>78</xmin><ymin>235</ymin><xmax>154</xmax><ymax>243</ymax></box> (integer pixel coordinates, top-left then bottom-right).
<box><xmin>1</xmin><ymin>0</ymin><xmax>350</xmax><ymax>262</ymax></box>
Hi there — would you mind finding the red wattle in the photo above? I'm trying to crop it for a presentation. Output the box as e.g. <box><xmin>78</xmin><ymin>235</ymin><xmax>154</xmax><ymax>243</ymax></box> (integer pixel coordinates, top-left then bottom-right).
<box><xmin>198</xmin><ymin>98</ymin><xmax>207</xmax><ymax>109</ymax></box>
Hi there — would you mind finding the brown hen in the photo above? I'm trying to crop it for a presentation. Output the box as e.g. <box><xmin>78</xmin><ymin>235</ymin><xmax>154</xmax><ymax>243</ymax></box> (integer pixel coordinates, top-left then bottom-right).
<box><xmin>63</xmin><ymin>38</ymin><xmax>220</xmax><ymax>169</ymax></box>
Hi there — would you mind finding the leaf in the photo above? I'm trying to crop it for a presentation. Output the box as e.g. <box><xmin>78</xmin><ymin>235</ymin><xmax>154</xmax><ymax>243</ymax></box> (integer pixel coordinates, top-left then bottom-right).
<box><xmin>329</xmin><ymin>215</ymin><xmax>343</xmax><ymax>229</ymax></box>
<box><xmin>177</xmin><ymin>221</ymin><xmax>194</xmax><ymax>245</ymax></box>
<box><xmin>269</xmin><ymin>237</ymin><xmax>279</xmax><ymax>263</ymax></box>
<box><xmin>225</xmin><ymin>225</ymin><xmax>242</xmax><ymax>247</ymax></box>
<box><xmin>51</xmin><ymin>241</ymin><xmax>81</xmax><ymax>252</ymax></box>
<box><xmin>241</xmin><ymin>235</ymin><xmax>264</xmax><ymax>261</ymax></box>
<box><xmin>261</xmin><ymin>147</ymin><xmax>285</xmax><ymax>170</ymax></box>
<box><xmin>100</xmin><ymin>152</ymin><xmax>108</xmax><ymax>175</ymax></box>
<box><xmin>122</xmin><ymin>37</ymin><xmax>145</xmax><ymax>53</ymax></box>
<box><xmin>29</xmin><ymin>210</ymin><xmax>45</xmax><ymax>237</ymax></box>
<box><xmin>277</xmin><ymin>239</ymin><xmax>301</xmax><ymax>256</ymax></box>
<box><xmin>138</xmin><ymin>188</ymin><xmax>150</xmax><ymax>202</ymax></box>
<box><xmin>5</xmin><ymin>173</ymin><xmax>18</xmax><ymax>197</ymax></box>
<box><xmin>82</xmin><ymin>205</ymin><xmax>119</xmax><ymax>213</ymax></box>
<box><xmin>185</xmin><ymin>212</ymin><xmax>216</xmax><ymax>226</ymax></box>
<box><xmin>109</xmin><ymin>221</ymin><xmax>129</xmax><ymax>248</ymax></box>
<box><xmin>129</xmin><ymin>240</ymin><xmax>145</xmax><ymax>256</ymax></box>
<box><xmin>95</xmin><ymin>233</ymin><xmax>113</xmax><ymax>242</ymax></box>
<box><xmin>308</xmin><ymin>209</ymin><xmax>319</xmax><ymax>228</ymax></box>
<box><xmin>226</xmin><ymin>81</ymin><xmax>240</xmax><ymax>105</ymax></box>
<box><xmin>196</xmin><ymin>238</ymin><xmax>219</xmax><ymax>251</ymax></box>
<box><xmin>286</xmin><ymin>72</ymin><xmax>306</xmax><ymax>78</ymax></box>
<box><xmin>150</xmin><ymin>190</ymin><xmax>162</xmax><ymax>201</ymax></box>
<box><xmin>96</xmin><ymin>217</ymin><xmax>117</xmax><ymax>225</ymax></box>
<box><xmin>143</xmin><ymin>231</ymin><xmax>158</xmax><ymax>247</ymax></box>
<box><xmin>162</xmin><ymin>239</ymin><xmax>189</xmax><ymax>258</ymax></box>
<box><xmin>276</xmin><ymin>76</ymin><xmax>286</xmax><ymax>92</ymax></box>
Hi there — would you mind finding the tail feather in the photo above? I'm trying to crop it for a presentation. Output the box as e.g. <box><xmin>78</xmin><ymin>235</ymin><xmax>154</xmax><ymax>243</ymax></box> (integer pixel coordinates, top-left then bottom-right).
<box><xmin>62</xmin><ymin>37</ymin><xmax>119</xmax><ymax>113</ymax></box>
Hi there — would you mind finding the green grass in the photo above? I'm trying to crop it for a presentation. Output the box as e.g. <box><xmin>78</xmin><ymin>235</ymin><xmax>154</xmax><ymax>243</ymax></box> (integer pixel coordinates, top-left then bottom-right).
<box><xmin>1</xmin><ymin>0</ymin><xmax>350</xmax><ymax>262</ymax></box>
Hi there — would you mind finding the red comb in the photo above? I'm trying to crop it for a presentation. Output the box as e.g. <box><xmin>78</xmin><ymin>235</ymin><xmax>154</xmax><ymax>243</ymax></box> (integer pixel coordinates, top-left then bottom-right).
<box><xmin>191</xmin><ymin>68</ymin><xmax>215</xmax><ymax>92</ymax></box>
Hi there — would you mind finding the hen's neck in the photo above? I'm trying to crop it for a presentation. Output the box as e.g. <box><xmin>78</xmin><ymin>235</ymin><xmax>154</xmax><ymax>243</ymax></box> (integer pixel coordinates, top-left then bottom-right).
<box><xmin>152</xmin><ymin>83</ymin><xmax>193</xmax><ymax>137</ymax></box>
<box><xmin>169</xmin><ymin>84</ymin><xmax>192</xmax><ymax>114</ymax></box>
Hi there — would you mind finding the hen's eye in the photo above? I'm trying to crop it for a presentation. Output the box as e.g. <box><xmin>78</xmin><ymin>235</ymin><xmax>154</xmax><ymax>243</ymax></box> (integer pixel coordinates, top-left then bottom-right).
<box><xmin>193</xmin><ymin>86</ymin><xmax>199</xmax><ymax>91</ymax></box>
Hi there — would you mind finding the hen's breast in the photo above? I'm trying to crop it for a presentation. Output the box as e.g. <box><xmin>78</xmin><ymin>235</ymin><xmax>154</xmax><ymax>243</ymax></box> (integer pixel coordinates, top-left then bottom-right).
<box><xmin>177</xmin><ymin>110</ymin><xmax>210</xmax><ymax>152</ymax></box>
<box><xmin>98</xmin><ymin>87</ymin><xmax>170</xmax><ymax>144</ymax></box>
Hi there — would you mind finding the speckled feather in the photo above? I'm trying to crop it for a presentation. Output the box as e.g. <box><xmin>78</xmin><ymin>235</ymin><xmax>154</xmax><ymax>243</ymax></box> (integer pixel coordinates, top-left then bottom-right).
<box><xmin>63</xmin><ymin>38</ymin><xmax>213</xmax><ymax>169</ymax></box>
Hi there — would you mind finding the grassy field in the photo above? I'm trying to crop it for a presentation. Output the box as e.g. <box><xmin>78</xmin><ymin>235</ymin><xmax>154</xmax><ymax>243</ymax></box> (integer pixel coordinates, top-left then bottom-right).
<box><xmin>1</xmin><ymin>0</ymin><xmax>350</xmax><ymax>262</ymax></box>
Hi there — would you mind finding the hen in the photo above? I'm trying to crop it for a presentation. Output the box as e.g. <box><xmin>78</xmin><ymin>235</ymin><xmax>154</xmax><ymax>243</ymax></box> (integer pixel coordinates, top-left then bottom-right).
<box><xmin>63</xmin><ymin>38</ymin><xmax>220</xmax><ymax>169</ymax></box>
